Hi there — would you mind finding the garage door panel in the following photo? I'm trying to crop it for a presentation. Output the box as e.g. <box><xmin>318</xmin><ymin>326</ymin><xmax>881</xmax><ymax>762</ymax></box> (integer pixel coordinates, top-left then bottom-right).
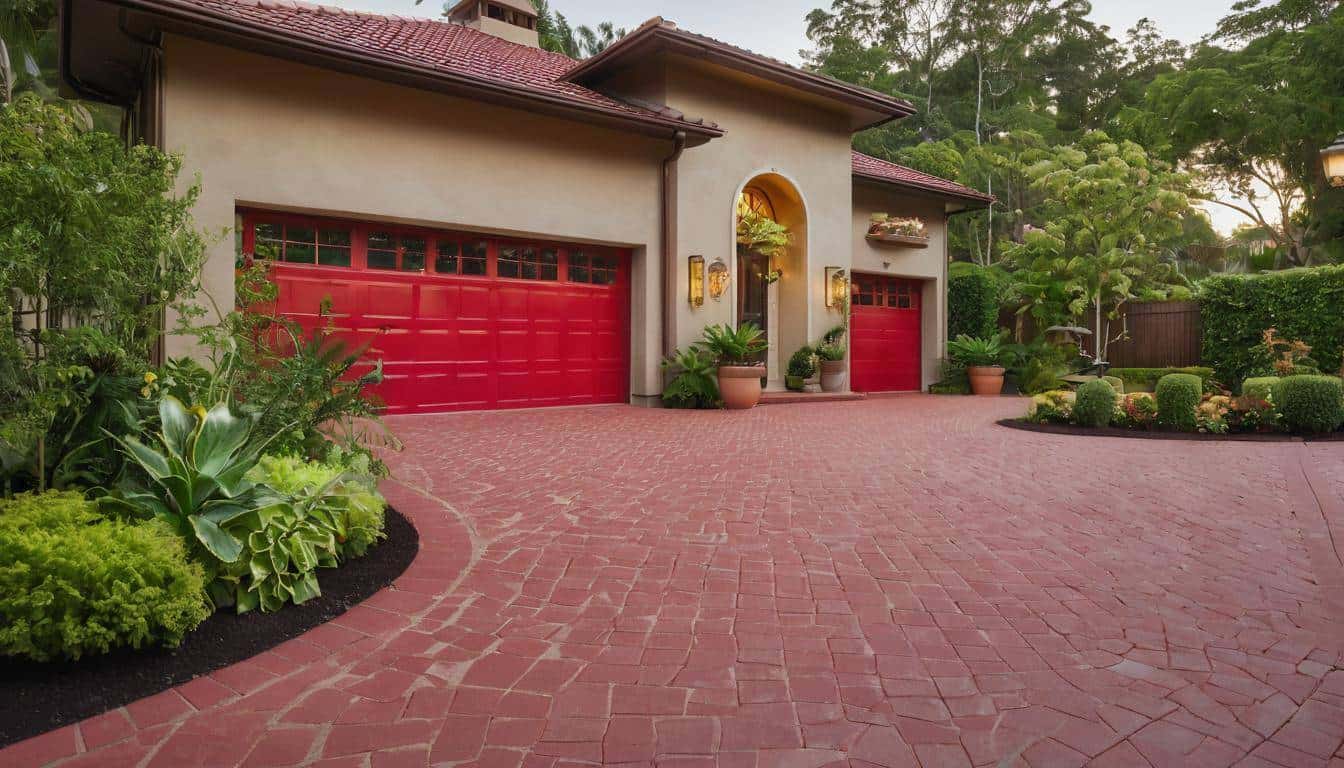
<box><xmin>365</xmin><ymin>284</ymin><xmax>415</xmax><ymax>319</ymax></box>
<box><xmin>458</xmin><ymin>284</ymin><xmax>491</xmax><ymax>320</ymax></box>
<box><xmin>259</xmin><ymin>212</ymin><xmax>628</xmax><ymax>413</ymax></box>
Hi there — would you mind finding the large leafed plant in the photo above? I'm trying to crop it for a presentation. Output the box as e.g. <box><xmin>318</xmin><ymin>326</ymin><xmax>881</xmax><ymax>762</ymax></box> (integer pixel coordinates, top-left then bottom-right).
<box><xmin>108</xmin><ymin>396</ymin><xmax>288</xmax><ymax>565</ymax></box>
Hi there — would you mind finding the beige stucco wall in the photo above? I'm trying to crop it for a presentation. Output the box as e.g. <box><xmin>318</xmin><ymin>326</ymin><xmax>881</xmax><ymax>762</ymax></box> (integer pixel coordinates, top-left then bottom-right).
<box><xmin>161</xmin><ymin>35</ymin><xmax>955</xmax><ymax>402</ymax></box>
<box><xmin>661</xmin><ymin>61</ymin><xmax>855</xmax><ymax>387</ymax></box>
<box><xmin>161</xmin><ymin>36</ymin><xmax>670</xmax><ymax>398</ymax></box>
<box><xmin>851</xmin><ymin>183</ymin><xmax>950</xmax><ymax>389</ymax></box>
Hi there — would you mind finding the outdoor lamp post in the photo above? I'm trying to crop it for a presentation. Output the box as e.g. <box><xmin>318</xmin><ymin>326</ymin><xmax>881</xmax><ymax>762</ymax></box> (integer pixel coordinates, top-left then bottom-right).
<box><xmin>1323</xmin><ymin>133</ymin><xmax>1344</xmax><ymax>188</ymax></box>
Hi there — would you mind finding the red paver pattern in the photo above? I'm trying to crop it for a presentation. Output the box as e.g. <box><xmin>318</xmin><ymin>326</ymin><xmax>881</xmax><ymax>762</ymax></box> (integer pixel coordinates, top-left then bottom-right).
<box><xmin>5</xmin><ymin>395</ymin><xmax>1344</xmax><ymax>767</ymax></box>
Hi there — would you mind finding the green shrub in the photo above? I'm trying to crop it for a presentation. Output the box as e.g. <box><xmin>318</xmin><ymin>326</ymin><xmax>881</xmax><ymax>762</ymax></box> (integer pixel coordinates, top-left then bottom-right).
<box><xmin>1200</xmin><ymin>265</ymin><xmax>1344</xmax><ymax>386</ymax></box>
<box><xmin>1272</xmin><ymin>376</ymin><xmax>1344</xmax><ymax>434</ymax></box>
<box><xmin>0</xmin><ymin>491</ymin><xmax>210</xmax><ymax>661</ymax></box>
<box><xmin>1241</xmin><ymin>376</ymin><xmax>1280</xmax><ymax>401</ymax></box>
<box><xmin>1155</xmin><ymin>373</ymin><xmax>1202</xmax><ymax>430</ymax></box>
<box><xmin>1073</xmin><ymin>380</ymin><xmax>1118</xmax><ymax>428</ymax></box>
<box><xmin>661</xmin><ymin>347</ymin><xmax>719</xmax><ymax>409</ymax></box>
<box><xmin>786</xmin><ymin>346</ymin><xmax>817</xmax><ymax>379</ymax></box>
<box><xmin>1101</xmin><ymin>375</ymin><xmax>1124</xmax><ymax>394</ymax></box>
<box><xmin>948</xmin><ymin>269</ymin><xmax>1000</xmax><ymax>341</ymax></box>
<box><xmin>929</xmin><ymin>359</ymin><xmax>970</xmax><ymax>394</ymax></box>
<box><xmin>1108</xmin><ymin>367</ymin><xmax>1215</xmax><ymax>392</ymax></box>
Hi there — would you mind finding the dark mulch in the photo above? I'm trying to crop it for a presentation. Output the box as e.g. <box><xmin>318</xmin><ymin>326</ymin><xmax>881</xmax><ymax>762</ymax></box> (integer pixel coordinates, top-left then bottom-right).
<box><xmin>0</xmin><ymin>506</ymin><xmax>419</xmax><ymax>748</ymax></box>
<box><xmin>998</xmin><ymin>418</ymin><xmax>1344</xmax><ymax>442</ymax></box>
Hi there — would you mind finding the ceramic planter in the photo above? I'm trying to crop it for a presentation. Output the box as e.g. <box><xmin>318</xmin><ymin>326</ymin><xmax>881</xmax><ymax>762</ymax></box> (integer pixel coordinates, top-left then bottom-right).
<box><xmin>819</xmin><ymin>359</ymin><xmax>847</xmax><ymax>392</ymax></box>
<box><xmin>719</xmin><ymin>365</ymin><xmax>765</xmax><ymax>409</ymax></box>
<box><xmin>785</xmin><ymin>374</ymin><xmax>806</xmax><ymax>392</ymax></box>
<box><xmin>967</xmin><ymin>365</ymin><xmax>1006</xmax><ymax>396</ymax></box>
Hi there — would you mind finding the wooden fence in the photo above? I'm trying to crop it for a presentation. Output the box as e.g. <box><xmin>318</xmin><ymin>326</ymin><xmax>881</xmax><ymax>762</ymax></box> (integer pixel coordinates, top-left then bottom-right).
<box><xmin>1000</xmin><ymin>300</ymin><xmax>1204</xmax><ymax>367</ymax></box>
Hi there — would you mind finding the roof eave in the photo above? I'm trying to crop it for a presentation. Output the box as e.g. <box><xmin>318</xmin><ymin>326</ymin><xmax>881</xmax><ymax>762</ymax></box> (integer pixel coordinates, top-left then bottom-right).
<box><xmin>565</xmin><ymin>23</ymin><xmax>916</xmax><ymax>130</ymax></box>
<box><xmin>66</xmin><ymin>0</ymin><xmax>722</xmax><ymax>144</ymax></box>
<box><xmin>853</xmin><ymin>172</ymin><xmax>994</xmax><ymax>209</ymax></box>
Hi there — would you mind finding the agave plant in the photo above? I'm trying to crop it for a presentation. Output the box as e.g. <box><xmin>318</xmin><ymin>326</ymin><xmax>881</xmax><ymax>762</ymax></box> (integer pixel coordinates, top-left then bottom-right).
<box><xmin>946</xmin><ymin>334</ymin><xmax>1006</xmax><ymax>367</ymax></box>
<box><xmin>107</xmin><ymin>396</ymin><xmax>288</xmax><ymax>564</ymax></box>
<box><xmin>696</xmin><ymin>323</ymin><xmax>767</xmax><ymax>366</ymax></box>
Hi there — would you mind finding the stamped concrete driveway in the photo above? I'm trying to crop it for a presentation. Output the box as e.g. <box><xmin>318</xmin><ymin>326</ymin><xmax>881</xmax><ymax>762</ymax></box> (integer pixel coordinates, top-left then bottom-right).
<box><xmin>7</xmin><ymin>395</ymin><xmax>1344</xmax><ymax>768</ymax></box>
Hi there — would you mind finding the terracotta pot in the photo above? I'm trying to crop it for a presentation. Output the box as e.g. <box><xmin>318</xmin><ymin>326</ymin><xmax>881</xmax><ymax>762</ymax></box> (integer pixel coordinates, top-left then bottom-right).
<box><xmin>967</xmin><ymin>365</ymin><xmax>1005</xmax><ymax>396</ymax></box>
<box><xmin>718</xmin><ymin>365</ymin><xmax>765</xmax><ymax>409</ymax></box>
<box><xmin>819</xmin><ymin>359</ymin><xmax>847</xmax><ymax>393</ymax></box>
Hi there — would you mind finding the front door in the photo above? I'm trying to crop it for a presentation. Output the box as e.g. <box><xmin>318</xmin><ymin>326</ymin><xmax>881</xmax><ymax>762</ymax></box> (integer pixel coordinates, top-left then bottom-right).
<box><xmin>737</xmin><ymin>249</ymin><xmax>769</xmax><ymax>365</ymax></box>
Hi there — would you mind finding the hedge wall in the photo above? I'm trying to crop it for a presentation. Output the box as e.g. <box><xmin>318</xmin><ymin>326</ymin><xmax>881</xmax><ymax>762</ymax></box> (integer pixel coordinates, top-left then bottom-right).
<box><xmin>1200</xmin><ymin>266</ymin><xmax>1344</xmax><ymax>386</ymax></box>
<box><xmin>948</xmin><ymin>269</ymin><xmax>999</xmax><ymax>340</ymax></box>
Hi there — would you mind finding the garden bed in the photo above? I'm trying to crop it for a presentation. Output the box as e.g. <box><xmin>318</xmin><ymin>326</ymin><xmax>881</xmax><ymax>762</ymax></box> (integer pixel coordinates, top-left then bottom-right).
<box><xmin>997</xmin><ymin>418</ymin><xmax>1344</xmax><ymax>442</ymax></box>
<box><xmin>0</xmin><ymin>506</ymin><xmax>418</xmax><ymax>748</ymax></box>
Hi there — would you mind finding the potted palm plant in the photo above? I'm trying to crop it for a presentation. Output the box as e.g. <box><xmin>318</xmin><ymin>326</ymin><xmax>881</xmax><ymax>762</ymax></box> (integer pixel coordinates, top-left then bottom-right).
<box><xmin>698</xmin><ymin>323</ymin><xmax>768</xmax><ymax>409</ymax></box>
<box><xmin>947</xmin><ymin>334</ymin><xmax>1007</xmax><ymax>395</ymax></box>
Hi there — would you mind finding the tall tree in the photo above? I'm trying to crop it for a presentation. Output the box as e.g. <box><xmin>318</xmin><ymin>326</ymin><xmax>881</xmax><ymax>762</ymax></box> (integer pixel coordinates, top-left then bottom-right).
<box><xmin>1144</xmin><ymin>8</ymin><xmax>1344</xmax><ymax>264</ymax></box>
<box><xmin>1003</xmin><ymin>132</ymin><xmax>1193</xmax><ymax>357</ymax></box>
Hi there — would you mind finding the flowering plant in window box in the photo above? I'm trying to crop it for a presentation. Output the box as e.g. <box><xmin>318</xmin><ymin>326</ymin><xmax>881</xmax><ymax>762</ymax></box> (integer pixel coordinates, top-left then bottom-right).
<box><xmin>867</xmin><ymin>214</ymin><xmax>927</xmax><ymax>239</ymax></box>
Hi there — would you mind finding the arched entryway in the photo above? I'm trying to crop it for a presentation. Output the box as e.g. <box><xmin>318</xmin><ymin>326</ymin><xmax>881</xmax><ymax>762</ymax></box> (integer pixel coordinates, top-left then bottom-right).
<box><xmin>734</xmin><ymin>173</ymin><xmax>807</xmax><ymax>388</ymax></box>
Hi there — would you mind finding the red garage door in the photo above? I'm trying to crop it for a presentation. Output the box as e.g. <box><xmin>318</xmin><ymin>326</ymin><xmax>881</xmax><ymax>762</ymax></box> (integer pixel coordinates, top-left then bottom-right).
<box><xmin>241</xmin><ymin>209</ymin><xmax>630</xmax><ymax>414</ymax></box>
<box><xmin>850</xmin><ymin>274</ymin><xmax>923</xmax><ymax>393</ymax></box>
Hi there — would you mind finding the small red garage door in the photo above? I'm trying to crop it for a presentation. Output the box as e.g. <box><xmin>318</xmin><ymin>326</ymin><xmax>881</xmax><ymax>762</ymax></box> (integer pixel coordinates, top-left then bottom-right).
<box><xmin>850</xmin><ymin>274</ymin><xmax>923</xmax><ymax>393</ymax></box>
<box><xmin>240</xmin><ymin>209</ymin><xmax>630</xmax><ymax>414</ymax></box>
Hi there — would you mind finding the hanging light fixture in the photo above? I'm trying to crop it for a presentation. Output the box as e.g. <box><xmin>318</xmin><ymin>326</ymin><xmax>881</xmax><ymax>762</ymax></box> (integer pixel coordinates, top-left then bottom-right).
<box><xmin>1322</xmin><ymin>133</ymin><xmax>1344</xmax><ymax>188</ymax></box>
<box><xmin>707</xmin><ymin>258</ymin><xmax>729</xmax><ymax>300</ymax></box>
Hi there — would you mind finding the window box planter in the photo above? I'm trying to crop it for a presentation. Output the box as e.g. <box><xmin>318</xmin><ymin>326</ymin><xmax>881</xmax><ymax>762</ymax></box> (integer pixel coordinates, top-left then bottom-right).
<box><xmin>865</xmin><ymin>232</ymin><xmax>930</xmax><ymax>248</ymax></box>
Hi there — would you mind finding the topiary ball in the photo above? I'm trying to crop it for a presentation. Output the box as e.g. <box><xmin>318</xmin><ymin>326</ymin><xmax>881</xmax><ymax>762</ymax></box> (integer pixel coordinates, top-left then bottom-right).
<box><xmin>1241</xmin><ymin>376</ymin><xmax>1279</xmax><ymax>402</ymax></box>
<box><xmin>1272</xmin><ymin>375</ymin><xmax>1344</xmax><ymax>434</ymax></box>
<box><xmin>1073</xmin><ymin>379</ymin><xmax>1118</xmax><ymax>428</ymax></box>
<box><xmin>1101</xmin><ymin>375</ymin><xmax>1124</xmax><ymax>394</ymax></box>
<box><xmin>1155</xmin><ymin>373</ymin><xmax>1201</xmax><ymax>431</ymax></box>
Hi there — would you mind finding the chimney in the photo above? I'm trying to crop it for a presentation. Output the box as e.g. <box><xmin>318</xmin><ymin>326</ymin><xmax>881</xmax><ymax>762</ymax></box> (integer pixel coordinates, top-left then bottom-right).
<box><xmin>446</xmin><ymin>0</ymin><xmax>540</xmax><ymax>48</ymax></box>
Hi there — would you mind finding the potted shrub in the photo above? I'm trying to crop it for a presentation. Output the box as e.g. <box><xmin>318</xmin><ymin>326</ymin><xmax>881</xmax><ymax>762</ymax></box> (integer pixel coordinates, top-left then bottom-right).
<box><xmin>816</xmin><ymin>345</ymin><xmax>846</xmax><ymax>392</ymax></box>
<box><xmin>698</xmin><ymin>323</ymin><xmax>767</xmax><ymax>409</ymax></box>
<box><xmin>947</xmin><ymin>334</ymin><xmax>1006</xmax><ymax>396</ymax></box>
<box><xmin>786</xmin><ymin>345</ymin><xmax>817</xmax><ymax>392</ymax></box>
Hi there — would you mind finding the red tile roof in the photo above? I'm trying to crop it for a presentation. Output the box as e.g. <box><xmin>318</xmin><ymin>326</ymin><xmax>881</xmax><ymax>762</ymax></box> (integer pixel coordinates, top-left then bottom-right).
<box><xmin>138</xmin><ymin>0</ymin><xmax>718</xmax><ymax>136</ymax></box>
<box><xmin>851</xmin><ymin>150</ymin><xmax>993</xmax><ymax>204</ymax></box>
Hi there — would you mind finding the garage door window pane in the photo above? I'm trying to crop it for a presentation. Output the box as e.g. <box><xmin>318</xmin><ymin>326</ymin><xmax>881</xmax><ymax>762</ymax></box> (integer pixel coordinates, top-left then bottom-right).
<box><xmin>435</xmin><ymin>239</ymin><xmax>458</xmax><ymax>273</ymax></box>
<box><xmin>539</xmin><ymin>248</ymin><xmax>558</xmax><ymax>280</ymax></box>
<box><xmin>317</xmin><ymin>228</ymin><xmax>351</xmax><ymax>266</ymax></box>
<box><xmin>462</xmin><ymin>240</ymin><xmax>487</xmax><ymax>275</ymax></box>
<box><xmin>368</xmin><ymin>231</ymin><xmax>396</xmax><ymax>270</ymax></box>
<box><xmin>498</xmin><ymin>246</ymin><xmax>522</xmax><ymax>278</ymax></box>
<box><xmin>401</xmin><ymin>237</ymin><xmax>426</xmax><ymax>272</ymax></box>
<box><xmin>254</xmin><ymin>222</ymin><xmax>282</xmax><ymax>260</ymax></box>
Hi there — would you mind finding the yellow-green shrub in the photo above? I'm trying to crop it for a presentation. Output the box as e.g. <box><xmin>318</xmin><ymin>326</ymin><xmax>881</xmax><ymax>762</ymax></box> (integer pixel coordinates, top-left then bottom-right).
<box><xmin>0</xmin><ymin>491</ymin><xmax>210</xmax><ymax>661</ymax></box>
<box><xmin>248</xmin><ymin>455</ymin><xmax>387</xmax><ymax>558</ymax></box>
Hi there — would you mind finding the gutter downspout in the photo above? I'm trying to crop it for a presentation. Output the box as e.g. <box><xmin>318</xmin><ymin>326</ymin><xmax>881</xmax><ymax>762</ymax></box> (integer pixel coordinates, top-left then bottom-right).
<box><xmin>661</xmin><ymin>130</ymin><xmax>686</xmax><ymax>361</ymax></box>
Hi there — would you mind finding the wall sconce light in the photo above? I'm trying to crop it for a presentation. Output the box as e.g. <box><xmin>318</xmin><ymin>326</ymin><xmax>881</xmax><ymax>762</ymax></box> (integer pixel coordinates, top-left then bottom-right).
<box><xmin>708</xmin><ymin>258</ymin><xmax>729</xmax><ymax>300</ymax></box>
<box><xmin>688</xmin><ymin>254</ymin><xmax>705</xmax><ymax>307</ymax></box>
<box><xmin>825</xmin><ymin>266</ymin><xmax>848</xmax><ymax>308</ymax></box>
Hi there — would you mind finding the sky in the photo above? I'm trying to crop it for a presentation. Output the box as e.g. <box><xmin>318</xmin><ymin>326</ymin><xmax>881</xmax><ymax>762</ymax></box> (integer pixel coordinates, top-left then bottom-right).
<box><xmin>325</xmin><ymin>0</ymin><xmax>1251</xmax><ymax>232</ymax></box>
